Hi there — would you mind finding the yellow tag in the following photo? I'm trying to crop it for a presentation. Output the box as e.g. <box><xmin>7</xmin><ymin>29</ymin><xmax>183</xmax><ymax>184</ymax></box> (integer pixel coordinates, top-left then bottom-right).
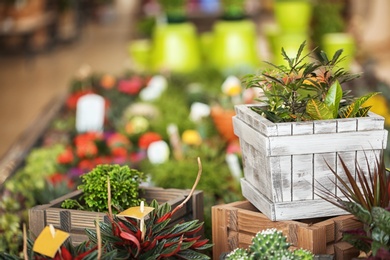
<box><xmin>33</xmin><ymin>225</ymin><xmax>69</xmax><ymax>258</ymax></box>
<box><xmin>117</xmin><ymin>206</ymin><xmax>154</xmax><ymax>220</ymax></box>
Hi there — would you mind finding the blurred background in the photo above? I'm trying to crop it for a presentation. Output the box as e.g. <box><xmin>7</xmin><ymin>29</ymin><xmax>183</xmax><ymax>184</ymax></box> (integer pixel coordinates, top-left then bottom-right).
<box><xmin>1</xmin><ymin>0</ymin><xmax>390</xmax><ymax>256</ymax></box>
<box><xmin>0</xmin><ymin>0</ymin><xmax>390</xmax><ymax>158</ymax></box>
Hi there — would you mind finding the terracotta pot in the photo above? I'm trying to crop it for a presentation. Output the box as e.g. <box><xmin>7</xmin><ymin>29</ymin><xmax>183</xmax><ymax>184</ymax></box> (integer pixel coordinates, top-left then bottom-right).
<box><xmin>211</xmin><ymin>107</ymin><xmax>238</xmax><ymax>142</ymax></box>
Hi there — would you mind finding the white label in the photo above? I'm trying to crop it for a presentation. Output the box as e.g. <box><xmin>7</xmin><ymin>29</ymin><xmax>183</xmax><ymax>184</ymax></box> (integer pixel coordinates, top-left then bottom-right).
<box><xmin>76</xmin><ymin>94</ymin><xmax>105</xmax><ymax>133</ymax></box>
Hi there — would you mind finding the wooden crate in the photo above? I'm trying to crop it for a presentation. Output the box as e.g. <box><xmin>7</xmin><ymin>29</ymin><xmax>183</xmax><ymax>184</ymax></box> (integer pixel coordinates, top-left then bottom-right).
<box><xmin>212</xmin><ymin>200</ymin><xmax>362</xmax><ymax>260</ymax></box>
<box><xmin>29</xmin><ymin>186</ymin><xmax>204</xmax><ymax>244</ymax></box>
<box><xmin>233</xmin><ymin>104</ymin><xmax>388</xmax><ymax>221</ymax></box>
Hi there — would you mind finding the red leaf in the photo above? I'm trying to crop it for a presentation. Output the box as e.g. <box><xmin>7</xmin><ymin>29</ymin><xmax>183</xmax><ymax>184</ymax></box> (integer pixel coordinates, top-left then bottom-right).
<box><xmin>120</xmin><ymin>231</ymin><xmax>141</xmax><ymax>257</ymax></box>
<box><xmin>191</xmin><ymin>239</ymin><xmax>209</xmax><ymax>248</ymax></box>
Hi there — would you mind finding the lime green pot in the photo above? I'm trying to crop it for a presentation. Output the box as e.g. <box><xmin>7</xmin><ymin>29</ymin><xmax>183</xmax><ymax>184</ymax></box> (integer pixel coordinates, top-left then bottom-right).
<box><xmin>210</xmin><ymin>19</ymin><xmax>259</xmax><ymax>74</ymax></box>
<box><xmin>322</xmin><ymin>32</ymin><xmax>356</xmax><ymax>71</ymax></box>
<box><xmin>128</xmin><ymin>39</ymin><xmax>152</xmax><ymax>71</ymax></box>
<box><xmin>272</xmin><ymin>33</ymin><xmax>310</xmax><ymax>66</ymax></box>
<box><xmin>151</xmin><ymin>22</ymin><xmax>201</xmax><ymax>73</ymax></box>
<box><xmin>274</xmin><ymin>0</ymin><xmax>313</xmax><ymax>33</ymax></box>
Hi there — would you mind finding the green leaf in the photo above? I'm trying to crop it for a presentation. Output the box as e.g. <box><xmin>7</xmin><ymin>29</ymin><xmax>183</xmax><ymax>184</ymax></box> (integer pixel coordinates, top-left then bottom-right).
<box><xmin>324</xmin><ymin>81</ymin><xmax>343</xmax><ymax>118</ymax></box>
<box><xmin>341</xmin><ymin>92</ymin><xmax>379</xmax><ymax>118</ymax></box>
<box><xmin>372</xmin><ymin>207</ymin><xmax>390</xmax><ymax>234</ymax></box>
<box><xmin>341</xmin><ymin>201</ymin><xmax>372</xmax><ymax>225</ymax></box>
<box><xmin>306</xmin><ymin>99</ymin><xmax>334</xmax><ymax>120</ymax></box>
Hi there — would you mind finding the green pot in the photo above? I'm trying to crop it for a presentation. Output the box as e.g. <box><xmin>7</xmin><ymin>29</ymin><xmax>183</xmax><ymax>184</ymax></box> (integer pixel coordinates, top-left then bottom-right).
<box><xmin>128</xmin><ymin>39</ymin><xmax>152</xmax><ymax>71</ymax></box>
<box><xmin>322</xmin><ymin>32</ymin><xmax>356</xmax><ymax>71</ymax></box>
<box><xmin>272</xmin><ymin>33</ymin><xmax>310</xmax><ymax>66</ymax></box>
<box><xmin>210</xmin><ymin>19</ymin><xmax>259</xmax><ymax>74</ymax></box>
<box><xmin>151</xmin><ymin>22</ymin><xmax>201</xmax><ymax>73</ymax></box>
<box><xmin>274</xmin><ymin>0</ymin><xmax>313</xmax><ymax>33</ymax></box>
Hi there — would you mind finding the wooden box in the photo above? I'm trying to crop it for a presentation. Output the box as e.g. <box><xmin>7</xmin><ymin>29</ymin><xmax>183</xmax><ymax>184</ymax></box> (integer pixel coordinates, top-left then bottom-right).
<box><xmin>233</xmin><ymin>104</ymin><xmax>388</xmax><ymax>221</ymax></box>
<box><xmin>212</xmin><ymin>201</ymin><xmax>362</xmax><ymax>260</ymax></box>
<box><xmin>29</xmin><ymin>186</ymin><xmax>204</xmax><ymax>244</ymax></box>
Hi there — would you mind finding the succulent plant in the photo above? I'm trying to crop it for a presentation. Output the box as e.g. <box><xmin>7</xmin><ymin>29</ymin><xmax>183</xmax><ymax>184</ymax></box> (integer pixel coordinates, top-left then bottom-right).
<box><xmin>226</xmin><ymin>228</ymin><xmax>313</xmax><ymax>260</ymax></box>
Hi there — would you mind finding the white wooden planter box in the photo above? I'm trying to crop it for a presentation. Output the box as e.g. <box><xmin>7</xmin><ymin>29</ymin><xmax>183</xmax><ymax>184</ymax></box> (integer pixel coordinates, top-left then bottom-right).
<box><xmin>233</xmin><ymin>104</ymin><xmax>388</xmax><ymax>221</ymax></box>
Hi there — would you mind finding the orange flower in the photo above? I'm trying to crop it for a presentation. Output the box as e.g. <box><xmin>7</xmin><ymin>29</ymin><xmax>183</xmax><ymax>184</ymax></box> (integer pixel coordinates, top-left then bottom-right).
<box><xmin>100</xmin><ymin>74</ymin><xmax>116</xmax><ymax>89</ymax></box>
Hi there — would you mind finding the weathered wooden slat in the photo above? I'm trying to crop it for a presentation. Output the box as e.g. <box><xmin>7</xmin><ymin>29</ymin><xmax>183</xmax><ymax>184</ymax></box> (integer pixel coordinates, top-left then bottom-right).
<box><xmin>212</xmin><ymin>200</ymin><xmax>361</xmax><ymax>260</ymax></box>
<box><xmin>241</xmin><ymin>178</ymin><xmax>349</xmax><ymax>221</ymax></box>
<box><xmin>29</xmin><ymin>187</ymin><xmax>204</xmax><ymax>243</ymax></box>
<box><xmin>233</xmin><ymin>104</ymin><xmax>388</xmax><ymax>221</ymax></box>
<box><xmin>233</xmin><ymin>117</ymin><xmax>387</xmax><ymax>156</ymax></box>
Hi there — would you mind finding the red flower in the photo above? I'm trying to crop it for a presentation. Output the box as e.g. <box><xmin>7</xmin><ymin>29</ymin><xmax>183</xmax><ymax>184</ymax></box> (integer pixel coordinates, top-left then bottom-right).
<box><xmin>118</xmin><ymin>76</ymin><xmax>144</xmax><ymax>95</ymax></box>
<box><xmin>138</xmin><ymin>132</ymin><xmax>162</xmax><ymax>149</ymax></box>
<box><xmin>107</xmin><ymin>133</ymin><xmax>131</xmax><ymax>156</ymax></box>
<box><xmin>76</xmin><ymin>141</ymin><xmax>98</xmax><ymax>158</ymax></box>
<box><xmin>47</xmin><ymin>173</ymin><xmax>74</xmax><ymax>189</ymax></box>
<box><xmin>74</xmin><ymin>132</ymin><xmax>103</xmax><ymax>145</ymax></box>
<box><xmin>78</xmin><ymin>159</ymin><xmax>95</xmax><ymax>170</ymax></box>
<box><xmin>57</xmin><ymin>146</ymin><xmax>74</xmax><ymax>164</ymax></box>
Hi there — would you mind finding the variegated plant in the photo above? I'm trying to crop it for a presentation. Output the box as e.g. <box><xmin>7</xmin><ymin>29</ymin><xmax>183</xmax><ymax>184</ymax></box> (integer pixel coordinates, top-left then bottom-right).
<box><xmin>85</xmin><ymin>157</ymin><xmax>212</xmax><ymax>259</ymax></box>
<box><xmin>244</xmin><ymin>41</ymin><xmax>378</xmax><ymax>122</ymax></box>
<box><xmin>317</xmin><ymin>152</ymin><xmax>390</xmax><ymax>258</ymax></box>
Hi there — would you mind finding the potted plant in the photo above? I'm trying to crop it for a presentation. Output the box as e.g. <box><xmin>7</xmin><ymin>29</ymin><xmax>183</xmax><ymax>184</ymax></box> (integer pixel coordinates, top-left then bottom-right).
<box><xmin>317</xmin><ymin>151</ymin><xmax>390</xmax><ymax>259</ymax></box>
<box><xmin>147</xmin><ymin>0</ymin><xmax>202</xmax><ymax>73</ymax></box>
<box><xmin>224</xmin><ymin>228</ymin><xmax>314</xmax><ymax>259</ymax></box>
<box><xmin>232</xmin><ymin>41</ymin><xmax>388</xmax><ymax>221</ymax></box>
<box><xmin>29</xmin><ymin>163</ymin><xmax>205</xmax><ymax>244</ymax></box>
<box><xmin>3</xmin><ymin>159</ymin><xmax>211</xmax><ymax>259</ymax></box>
<box><xmin>209</xmin><ymin>0</ymin><xmax>259</xmax><ymax>75</ymax></box>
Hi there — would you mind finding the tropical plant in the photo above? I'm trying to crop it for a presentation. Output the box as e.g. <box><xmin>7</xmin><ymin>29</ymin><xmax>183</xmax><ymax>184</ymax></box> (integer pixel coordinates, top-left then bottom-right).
<box><xmin>61</xmin><ymin>164</ymin><xmax>146</xmax><ymax>213</ymax></box>
<box><xmin>243</xmin><ymin>41</ymin><xmax>378</xmax><ymax>122</ymax></box>
<box><xmin>85</xmin><ymin>158</ymin><xmax>213</xmax><ymax>259</ymax></box>
<box><xmin>317</xmin><ymin>152</ymin><xmax>390</xmax><ymax>259</ymax></box>
<box><xmin>225</xmin><ymin>228</ymin><xmax>314</xmax><ymax>260</ymax></box>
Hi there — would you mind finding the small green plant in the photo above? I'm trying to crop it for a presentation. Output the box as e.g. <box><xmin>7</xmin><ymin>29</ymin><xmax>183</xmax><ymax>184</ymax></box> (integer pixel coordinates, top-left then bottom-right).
<box><xmin>317</xmin><ymin>152</ymin><xmax>390</xmax><ymax>258</ymax></box>
<box><xmin>62</xmin><ymin>164</ymin><xmax>146</xmax><ymax>213</ymax></box>
<box><xmin>221</xmin><ymin>0</ymin><xmax>245</xmax><ymax>20</ymax></box>
<box><xmin>244</xmin><ymin>41</ymin><xmax>378</xmax><ymax>122</ymax></box>
<box><xmin>158</xmin><ymin>0</ymin><xmax>187</xmax><ymax>23</ymax></box>
<box><xmin>226</xmin><ymin>228</ymin><xmax>313</xmax><ymax>259</ymax></box>
<box><xmin>85</xmin><ymin>158</ymin><xmax>212</xmax><ymax>259</ymax></box>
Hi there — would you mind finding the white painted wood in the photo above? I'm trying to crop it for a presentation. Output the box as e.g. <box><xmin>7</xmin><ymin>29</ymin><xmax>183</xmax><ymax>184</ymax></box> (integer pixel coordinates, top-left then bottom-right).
<box><xmin>234</xmin><ymin>104</ymin><xmax>389</xmax><ymax>221</ymax></box>
<box><xmin>241</xmin><ymin>178</ymin><xmax>348</xmax><ymax>221</ymax></box>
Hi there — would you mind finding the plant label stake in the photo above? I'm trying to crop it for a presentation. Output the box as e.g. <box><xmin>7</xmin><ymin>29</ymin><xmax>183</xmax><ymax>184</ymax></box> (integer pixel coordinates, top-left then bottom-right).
<box><xmin>32</xmin><ymin>224</ymin><xmax>69</xmax><ymax>258</ymax></box>
<box><xmin>118</xmin><ymin>201</ymin><xmax>154</xmax><ymax>241</ymax></box>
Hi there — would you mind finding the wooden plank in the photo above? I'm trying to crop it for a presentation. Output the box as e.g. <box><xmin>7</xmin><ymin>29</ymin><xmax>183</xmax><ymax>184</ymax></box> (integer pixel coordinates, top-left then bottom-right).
<box><xmin>29</xmin><ymin>187</ymin><xmax>204</xmax><ymax>243</ymax></box>
<box><xmin>212</xmin><ymin>201</ymin><xmax>359</xmax><ymax>259</ymax></box>
<box><xmin>212</xmin><ymin>204</ymin><xmax>230</xmax><ymax>260</ymax></box>
<box><xmin>334</xmin><ymin>241</ymin><xmax>360</xmax><ymax>260</ymax></box>
<box><xmin>298</xmin><ymin>225</ymin><xmax>327</xmax><ymax>254</ymax></box>
<box><xmin>242</xmin><ymin>178</ymin><xmax>350</xmax><ymax>220</ymax></box>
<box><xmin>268</xmin><ymin>130</ymin><xmax>386</xmax><ymax>155</ymax></box>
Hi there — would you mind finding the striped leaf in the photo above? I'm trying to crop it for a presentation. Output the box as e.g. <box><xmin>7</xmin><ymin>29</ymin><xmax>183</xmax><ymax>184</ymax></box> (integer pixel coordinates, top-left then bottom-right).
<box><xmin>306</xmin><ymin>99</ymin><xmax>333</xmax><ymax>120</ymax></box>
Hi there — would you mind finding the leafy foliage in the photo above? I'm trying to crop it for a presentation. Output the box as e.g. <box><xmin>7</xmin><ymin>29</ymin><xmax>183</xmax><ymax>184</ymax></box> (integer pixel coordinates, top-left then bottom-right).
<box><xmin>226</xmin><ymin>228</ymin><xmax>313</xmax><ymax>259</ymax></box>
<box><xmin>317</xmin><ymin>152</ymin><xmax>390</xmax><ymax>258</ymax></box>
<box><xmin>243</xmin><ymin>41</ymin><xmax>378</xmax><ymax>122</ymax></box>
<box><xmin>85</xmin><ymin>199</ymin><xmax>212</xmax><ymax>259</ymax></box>
<box><xmin>62</xmin><ymin>164</ymin><xmax>146</xmax><ymax>213</ymax></box>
